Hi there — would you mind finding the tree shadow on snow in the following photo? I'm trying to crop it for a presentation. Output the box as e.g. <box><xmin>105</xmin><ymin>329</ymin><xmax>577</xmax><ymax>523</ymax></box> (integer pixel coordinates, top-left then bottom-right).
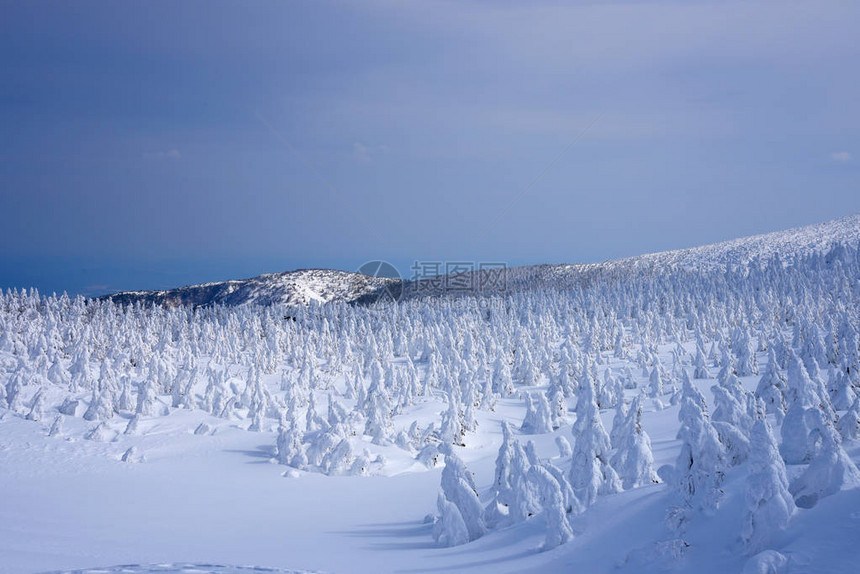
<box><xmin>224</xmin><ymin>445</ymin><xmax>276</xmax><ymax>463</ymax></box>
<box><xmin>336</xmin><ymin>520</ymin><xmax>542</xmax><ymax>571</ymax></box>
<box><xmin>396</xmin><ymin>547</ymin><xmax>541</xmax><ymax>573</ymax></box>
<box><xmin>332</xmin><ymin>520</ymin><xmax>438</xmax><ymax>550</ymax></box>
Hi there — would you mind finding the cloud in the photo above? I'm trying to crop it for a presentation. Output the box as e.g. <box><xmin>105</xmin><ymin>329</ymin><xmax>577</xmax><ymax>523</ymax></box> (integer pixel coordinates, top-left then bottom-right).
<box><xmin>830</xmin><ymin>151</ymin><xmax>852</xmax><ymax>163</ymax></box>
<box><xmin>143</xmin><ymin>149</ymin><xmax>181</xmax><ymax>160</ymax></box>
<box><xmin>353</xmin><ymin>142</ymin><xmax>388</xmax><ymax>163</ymax></box>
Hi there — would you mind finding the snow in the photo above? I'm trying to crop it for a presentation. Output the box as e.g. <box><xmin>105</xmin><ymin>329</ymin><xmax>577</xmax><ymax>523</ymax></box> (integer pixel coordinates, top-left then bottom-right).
<box><xmin>103</xmin><ymin>214</ymin><xmax>860</xmax><ymax>309</ymax></box>
<box><xmin>2</xmin><ymin>360</ymin><xmax>859</xmax><ymax>573</ymax></box>
<box><xmin>104</xmin><ymin>270</ymin><xmax>399</xmax><ymax>308</ymax></box>
<box><xmin>1</xmin><ymin>213</ymin><xmax>860</xmax><ymax>573</ymax></box>
<box><xmin>42</xmin><ymin>565</ymin><xmax>317</xmax><ymax>574</ymax></box>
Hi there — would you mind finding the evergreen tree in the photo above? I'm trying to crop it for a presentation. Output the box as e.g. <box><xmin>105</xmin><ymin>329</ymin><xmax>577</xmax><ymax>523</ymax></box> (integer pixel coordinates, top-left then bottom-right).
<box><xmin>741</xmin><ymin>411</ymin><xmax>795</xmax><ymax>553</ymax></box>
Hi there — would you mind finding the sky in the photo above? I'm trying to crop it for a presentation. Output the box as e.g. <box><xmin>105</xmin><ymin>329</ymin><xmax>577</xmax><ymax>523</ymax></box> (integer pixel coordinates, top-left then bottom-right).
<box><xmin>1</xmin><ymin>0</ymin><xmax>859</xmax><ymax>296</ymax></box>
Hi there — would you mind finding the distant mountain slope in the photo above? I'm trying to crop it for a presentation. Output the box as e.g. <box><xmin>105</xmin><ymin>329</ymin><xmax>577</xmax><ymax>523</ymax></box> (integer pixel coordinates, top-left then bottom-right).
<box><xmin>609</xmin><ymin>213</ymin><xmax>860</xmax><ymax>271</ymax></box>
<box><xmin>103</xmin><ymin>269</ymin><xmax>400</xmax><ymax>308</ymax></box>
<box><xmin>414</xmin><ymin>213</ymin><xmax>860</xmax><ymax>296</ymax></box>
<box><xmin>101</xmin><ymin>214</ymin><xmax>860</xmax><ymax>307</ymax></box>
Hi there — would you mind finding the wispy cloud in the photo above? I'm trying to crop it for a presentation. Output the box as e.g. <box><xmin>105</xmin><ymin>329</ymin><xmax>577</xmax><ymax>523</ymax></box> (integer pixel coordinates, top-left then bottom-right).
<box><xmin>831</xmin><ymin>151</ymin><xmax>852</xmax><ymax>163</ymax></box>
<box><xmin>353</xmin><ymin>142</ymin><xmax>388</xmax><ymax>163</ymax></box>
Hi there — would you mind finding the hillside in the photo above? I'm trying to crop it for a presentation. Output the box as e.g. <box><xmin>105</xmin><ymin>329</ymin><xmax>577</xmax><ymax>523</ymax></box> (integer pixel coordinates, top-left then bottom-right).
<box><xmin>103</xmin><ymin>269</ymin><xmax>400</xmax><ymax>308</ymax></box>
<box><xmin>1</xmin><ymin>215</ymin><xmax>859</xmax><ymax>574</ymax></box>
<box><xmin>101</xmin><ymin>214</ymin><xmax>860</xmax><ymax>307</ymax></box>
<box><xmin>608</xmin><ymin>213</ymin><xmax>860</xmax><ymax>271</ymax></box>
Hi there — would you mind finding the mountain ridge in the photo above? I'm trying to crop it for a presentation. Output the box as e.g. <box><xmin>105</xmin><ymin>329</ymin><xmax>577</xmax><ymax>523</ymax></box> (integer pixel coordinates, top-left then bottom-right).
<box><xmin>100</xmin><ymin>213</ymin><xmax>860</xmax><ymax>308</ymax></box>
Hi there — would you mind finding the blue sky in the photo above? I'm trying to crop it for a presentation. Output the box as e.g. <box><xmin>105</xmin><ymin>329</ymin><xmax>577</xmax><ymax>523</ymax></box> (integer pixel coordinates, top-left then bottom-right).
<box><xmin>1</xmin><ymin>0</ymin><xmax>859</xmax><ymax>296</ymax></box>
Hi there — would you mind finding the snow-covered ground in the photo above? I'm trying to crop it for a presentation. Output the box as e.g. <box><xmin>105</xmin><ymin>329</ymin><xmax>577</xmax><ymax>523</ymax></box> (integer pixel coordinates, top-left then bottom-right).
<box><xmin>2</xmin><ymin>214</ymin><xmax>860</xmax><ymax>573</ymax></box>
<box><xmin>3</xmin><ymin>359</ymin><xmax>858</xmax><ymax>574</ymax></box>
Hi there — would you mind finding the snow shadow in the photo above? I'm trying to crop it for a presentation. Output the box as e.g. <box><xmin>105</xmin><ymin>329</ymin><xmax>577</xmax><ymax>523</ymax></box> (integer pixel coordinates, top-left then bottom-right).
<box><xmin>339</xmin><ymin>520</ymin><xmax>542</xmax><ymax>572</ymax></box>
<box><xmin>225</xmin><ymin>445</ymin><xmax>276</xmax><ymax>463</ymax></box>
<box><xmin>333</xmin><ymin>520</ymin><xmax>438</xmax><ymax>550</ymax></box>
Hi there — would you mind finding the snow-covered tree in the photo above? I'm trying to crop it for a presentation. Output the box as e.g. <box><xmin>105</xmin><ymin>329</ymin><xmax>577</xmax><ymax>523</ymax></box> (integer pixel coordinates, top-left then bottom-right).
<box><xmin>436</xmin><ymin>452</ymin><xmax>485</xmax><ymax>544</ymax></box>
<box><xmin>611</xmin><ymin>396</ymin><xmax>659</xmax><ymax>490</ymax></box>
<box><xmin>670</xmin><ymin>378</ymin><xmax>726</xmax><ymax>514</ymax></box>
<box><xmin>836</xmin><ymin>397</ymin><xmax>860</xmax><ymax>441</ymax></box>
<box><xmin>569</xmin><ymin>372</ymin><xmax>621</xmax><ymax>506</ymax></box>
<box><xmin>521</xmin><ymin>391</ymin><xmax>553</xmax><ymax>434</ymax></box>
<box><xmin>527</xmin><ymin>465</ymin><xmax>574</xmax><ymax>550</ymax></box>
<box><xmin>789</xmin><ymin>420</ymin><xmax>860</xmax><ymax>508</ymax></box>
<box><xmin>741</xmin><ymin>411</ymin><xmax>795</xmax><ymax>554</ymax></box>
